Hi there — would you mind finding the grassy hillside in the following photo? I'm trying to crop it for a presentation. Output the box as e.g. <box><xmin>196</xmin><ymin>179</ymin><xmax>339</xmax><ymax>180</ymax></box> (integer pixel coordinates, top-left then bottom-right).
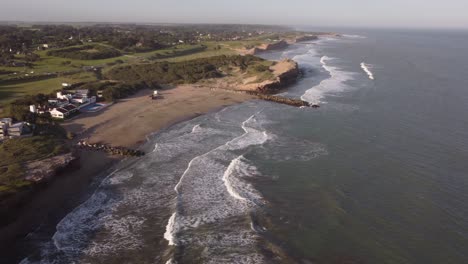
<box><xmin>0</xmin><ymin>34</ymin><xmax>290</xmax><ymax>108</ymax></box>
<box><xmin>105</xmin><ymin>55</ymin><xmax>265</xmax><ymax>84</ymax></box>
<box><xmin>0</xmin><ymin>124</ymin><xmax>69</xmax><ymax>194</ymax></box>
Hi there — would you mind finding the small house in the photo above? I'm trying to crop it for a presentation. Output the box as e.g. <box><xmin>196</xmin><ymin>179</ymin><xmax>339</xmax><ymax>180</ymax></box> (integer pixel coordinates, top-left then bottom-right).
<box><xmin>63</xmin><ymin>104</ymin><xmax>78</xmax><ymax>114</ymax></box>
<box><xmin>0</xmin><ymin>123</ymin><xmax>7</xmax><ymax>139</ymax></box>
<box><xmin>0</xmin><ymin>119</ymin><xmax>31</xmax><ymax>138</ymax></box>
<box><xmin>50</xmin><ymin>104</ymin><xmax>78</xmax><ymax>119</ymax></box>
<box><xmin>71</xmin><ymin>95</ymin><xmax>88</xmax><ymax>104</ymax></box>
<box><xmin>50</xmin><ymin>108</ymin><xmax>68</xmax><ymax>119</ymax></box>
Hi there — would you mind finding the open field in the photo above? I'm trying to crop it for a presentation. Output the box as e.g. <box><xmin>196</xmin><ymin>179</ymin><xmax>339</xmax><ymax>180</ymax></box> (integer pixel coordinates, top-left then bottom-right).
<box><xmin>0</xmin><ymin>34</ymin><xmax>293</xmax><ymax>108</ymax></box>
<box><xmin>0</xmin><ymin>72</ymin><xmax>97</xmax><ymax>106</ymax></box>
<box><xmin>0</xmin><ymin>44</ymin><xmax>210</xmax><ymax>106</ymax></box>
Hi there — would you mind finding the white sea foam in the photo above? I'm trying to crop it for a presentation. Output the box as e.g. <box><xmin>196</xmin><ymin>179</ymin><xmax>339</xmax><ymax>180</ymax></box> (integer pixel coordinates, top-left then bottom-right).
<box><xmin>291</xmin><ymin>45</ymin><xmax>319</xmax><ymax>67</ymax></box>
<box><xmin>301</xmin><ymin>55</ymin><xmax>355</xmax><ymax>104</ymax></box>
<box><xmin>164</xmin><ymin>112</ymin><xmax>268</xmax><ymax>251</ymax></box>
<box><xmin>361</xmin><ymin>62</ymin><xmax>375</xmax><ymax>80</ymax></box>
<box><xmin>164</xmin><ymin>213</ymin><xmax>177</xmax><ymax>246</ymax></box>
<box><xmin>191</xmin><ymin>123</ymin><xmax>202</xmax><ymax>133</ymax></box>
<box><xmin>223</xmin><ymin>156</ymin><xmax>248</xmax><ymax>201</ymax></box>
<box><xmin>30</xmin><ymin>107</ymin><xmax>274</xmax><ymax>262</ymax></box>
<box><xmin>165</xmin><ymin>259</ymin><xmax>176</xmax><ymax>264</ymax></box>
<box><xmin>343</xmin><ymin>34</ymin><xmax>367</xmax><ymax>39</ymax></box>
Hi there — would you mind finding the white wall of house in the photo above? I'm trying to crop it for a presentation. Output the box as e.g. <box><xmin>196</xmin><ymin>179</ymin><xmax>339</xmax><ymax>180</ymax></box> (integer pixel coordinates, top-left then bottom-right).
<box><xmin>50</xmin><ymin>109</ymin><xmax>66</xmax><ymax>119</ymax></box>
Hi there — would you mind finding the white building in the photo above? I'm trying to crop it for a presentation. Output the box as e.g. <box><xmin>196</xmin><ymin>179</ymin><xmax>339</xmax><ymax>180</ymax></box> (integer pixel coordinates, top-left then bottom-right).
<box><xmin>71</xmin><ymin>95</ymin><xmax>89</xmax><ymax>104</ymax></box>
<box><xmin>50</xmin><ymin>104</ymin><xmax>79</xmax><ymax>119</ymax></box>
<box><xmin>0</xmin><ymin>118</ymin><xmax>11</xmax><ymax>139</ymax></box>
<box><xmin>57</xmin><ymin>91</ymin><xmax>72</xmax><ymax>101</ymax></box>
<box><xmin>0</xmin><ymin>118</ymin><xmax>31</xmax><ymax>139</ymax></box>
<box><xmin>50</xmin><ymin>108</ymin><xmax>67</xmax><ymax>119</ymax></box>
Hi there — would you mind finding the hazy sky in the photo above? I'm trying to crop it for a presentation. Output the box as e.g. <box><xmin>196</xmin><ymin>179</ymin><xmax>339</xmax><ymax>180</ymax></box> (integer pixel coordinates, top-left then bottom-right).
<box><xmin>2</xmin><ymin>0</ymin><xmax>468</xmax><ymax>29</ymax></box>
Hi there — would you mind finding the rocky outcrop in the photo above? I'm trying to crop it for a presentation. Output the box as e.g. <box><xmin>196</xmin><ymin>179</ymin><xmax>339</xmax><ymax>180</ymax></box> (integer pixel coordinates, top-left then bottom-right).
<box><xmin>25</xmin><ymin>153</ymin><xmax>77</xmax><ymax>183</ymax></box>
<box><xmin>76</xmin><ymin>141</ymin><xmax>145</xmax><ymax>157</ymax></box>
<box><xmin>246</xmin><ymin>40</ymin><xmax>289</xmax><ymax>55</ymax></box>
<box><xmin>210</xmin><ymin>88</ymin><xmax>310</xmax><ymax>108</ymax></box>
<box><xmin>248</xmin><ymin>92</ymin><xmax>310</xmax><ymax>107</ymax></box>
<box><xmin>240</xmin><ymin>59</ymin><xmax>299</xmax><ymax>93</ymax></box>
<box><xmin>294</xmin><ymin>35</ymin><xmax>319</xmax><ymax>43</ymax></box>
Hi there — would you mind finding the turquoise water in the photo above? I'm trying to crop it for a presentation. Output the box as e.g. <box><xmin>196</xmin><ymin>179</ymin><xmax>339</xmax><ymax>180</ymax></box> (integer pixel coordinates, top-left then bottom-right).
<box><xmin>22</xmin><ymin>30</ymin><xmax>468</xmax><ymax>263</ymax></box>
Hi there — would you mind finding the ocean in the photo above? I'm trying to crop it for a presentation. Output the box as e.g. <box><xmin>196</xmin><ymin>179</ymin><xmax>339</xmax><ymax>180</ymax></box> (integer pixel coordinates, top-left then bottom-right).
<box><xmin>20</xmin><ymin>29</ymin><xmax>468</xmax><ymax>263</ymax></box>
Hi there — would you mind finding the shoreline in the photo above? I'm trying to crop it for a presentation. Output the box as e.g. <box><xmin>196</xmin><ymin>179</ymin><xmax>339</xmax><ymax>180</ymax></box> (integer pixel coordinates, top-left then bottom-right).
<box><xmin>1</xmin><ymin>40</ymin><xmax>305</xmax><ymax>262</ymax></box>
<box><xmin>63</xmin><ymin>85</ymin><xmax>254</xmax><ymax>149</ymax></box>
<box><xmin>0</xmin><ymin>85</ymin><xmax>255</xmax><ymax>263</ymax></box>
<box><xmin>0</xmin><ymin>150</ymin><xmax>119</xmax><ymax>263</ymax></box>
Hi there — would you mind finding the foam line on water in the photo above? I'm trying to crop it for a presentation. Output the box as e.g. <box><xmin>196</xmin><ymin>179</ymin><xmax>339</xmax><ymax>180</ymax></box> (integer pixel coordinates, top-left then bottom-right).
<box><xmin>164</xmin><ymin>112</ymin><xmax>269</xmax><ymax>247</ymax></box>
<box><xmin>300</xmin><ymin>55</ymin><xmax>355</xmax><ymax>104</ymax></box>
<box><xmin>164</xmin><ymin>213</ymin><xmax>177</xmax><ymax>246</ymax></box>
<box><xmin>343</xmin><ymin>34</ymin><xmax>367</xmax><ymax>39</ymax></box>
<box><xmin>361</xmin><ymin>62</ymin><xmax>375</xmax><ymax>80</ymax></box>
<box><xmin>52</xmin><ymin>169</ymin><xmax>120</xmax><ymax>251</ymax></box>
<box><xmin>222</xmin><ymin>155</ymin><xmax>248</xmax><ymax>201</ymax></box>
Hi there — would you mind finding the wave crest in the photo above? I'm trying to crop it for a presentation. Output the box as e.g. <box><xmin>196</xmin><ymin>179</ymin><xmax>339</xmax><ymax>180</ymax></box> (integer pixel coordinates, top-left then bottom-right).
<box><xmin>361</xmin><ymin>62</ymin><xmax>375</xmax><ymax>80</ymax></box>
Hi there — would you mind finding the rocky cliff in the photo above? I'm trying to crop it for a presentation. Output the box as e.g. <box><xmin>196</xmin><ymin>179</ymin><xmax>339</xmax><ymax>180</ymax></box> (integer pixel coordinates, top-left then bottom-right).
<box><xmin>25</xmin><ymin>153</ymin><xmax>77</xmax><ymax>183</ymax></box>
<box><xmin>294</xmin><ymin>35</ymin><xmax>319</xmax><ymax>43</ymax></box>
<box><xmin>246</xmin><ymin>40</ymin><xmax>289</xmax><ymax>55</ymax></box>
<box><xmin>239</xmin><ymin>59</ymin><xmax>299</xmax><ymax>93</ymax></box>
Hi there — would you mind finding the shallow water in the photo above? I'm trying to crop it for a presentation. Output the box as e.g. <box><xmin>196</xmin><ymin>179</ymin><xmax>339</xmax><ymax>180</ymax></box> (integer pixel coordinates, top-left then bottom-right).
<box><xmin>22</xmin><ymin>29</ymin><xmax>468</xmax><ymax>264</ymax></box>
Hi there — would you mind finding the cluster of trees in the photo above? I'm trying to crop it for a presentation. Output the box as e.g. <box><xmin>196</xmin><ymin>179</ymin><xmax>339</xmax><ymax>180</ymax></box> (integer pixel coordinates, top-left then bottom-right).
<box><xmin>0</xmin><ymin>25</ymin><xmax>82</xmax><ymax>56</ymax></box>
<box><xmin>0</xmin><ymin>23</ymin><xmax>289</xmax><ymax>61</ymax></box>
<box><xmin>4</xmin><ymin>93</ymin><xmax>54</xmax><ymax>122</ymax></box>
<box><xmin>100</xmin><ymin>82</ymin><xmax>149</xmax><ymax>102</ymax></box>
<box><xmin>106</xmin><ymin>55</ymin><xmax>264</xmax><ymax>84</ymax></box>
<box><xmin>0</xmin><ymin>124</ymin><xmax>69</xmax><ymax>195</ymax></box>
<box><xmin>77</xmin><ymin>80</ymin><xmax>158</xmax><ymax>102</ymax></box>
<box><xmin>46</xmin><ymin>44</ymin><xmax>121</xmax><ymax>60</ymax></box>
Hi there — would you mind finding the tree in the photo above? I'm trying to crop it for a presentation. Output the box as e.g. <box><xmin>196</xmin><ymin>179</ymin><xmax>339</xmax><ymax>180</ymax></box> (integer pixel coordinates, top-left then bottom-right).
<box><xmin>6</xmin><ymin>103</ymin><xmax>30</xmax><ymax>121</ymax></box>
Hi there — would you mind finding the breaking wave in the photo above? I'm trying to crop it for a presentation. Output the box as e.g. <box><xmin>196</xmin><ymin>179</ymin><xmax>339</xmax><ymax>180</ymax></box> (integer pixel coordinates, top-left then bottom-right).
<box><xmin>343</xmin><ymin>34</ymin><xmax>367</xmax><ymax>39</ymax></box>
<box><xmin>164</xmin><ymin>113</ymin><xmax>269</xmax><ymax>251</ymax></box>
<box><xmin>301</xmin><ymin>55</ymin><xmax>355</xmax><ymax>104</ymax></box>
<box><xmin>361</xmin><ymin>62</ymin><xmax>375</xmax><ymax>80</ymax></box>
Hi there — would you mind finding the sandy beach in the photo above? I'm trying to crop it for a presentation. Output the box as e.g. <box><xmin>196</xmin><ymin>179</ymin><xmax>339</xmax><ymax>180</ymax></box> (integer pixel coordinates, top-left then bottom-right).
<box><xmin>63</xmin><ymin>85</ymin><xmax>253</xmax><ymax>148</ymax></box>
<box><xmin>0</xmin><ymin>85</ymin><xmax>253</xmax><ymax>262</ymax></box>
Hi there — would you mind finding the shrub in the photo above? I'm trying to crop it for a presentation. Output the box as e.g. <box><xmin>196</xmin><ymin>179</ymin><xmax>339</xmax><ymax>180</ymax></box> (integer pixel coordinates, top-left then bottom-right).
<box><xmin>47</xmin><ymin>44</ymin><xmax>121</xmax><ymax>60</ymax></box>
<box><xmin>105</xmin><ymin>55</ymin><xmax>263</xmax><ymax>85</ymax></box>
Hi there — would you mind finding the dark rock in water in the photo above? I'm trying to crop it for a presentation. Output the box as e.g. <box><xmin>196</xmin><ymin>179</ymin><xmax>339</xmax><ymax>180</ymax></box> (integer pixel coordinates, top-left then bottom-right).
<box><xmin>75</xmin><ymin>141</ymin><xmax>145</xmax><ymax>157</ymax></box>
<box><xmin>245</xmin><ymin>91</ymin><xmax>310</xmax><ymax>107</ymax></box>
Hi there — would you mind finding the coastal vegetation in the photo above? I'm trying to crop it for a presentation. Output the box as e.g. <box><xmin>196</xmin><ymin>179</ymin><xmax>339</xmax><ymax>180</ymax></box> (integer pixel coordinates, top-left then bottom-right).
<box><xmin>105</xmin><ymin>55</ymin><xmax>266</xmax><ymax>84</ymax></box>
<box><xmin>0</xmin><ymin>124</ymin><xmax>69</xmax><ymax>194</ymax></box>
<box><xmin>0</xmin><ymin>24</ymin><xmax>309</xmax><ymax>197</ymax></box>
<box><xmin>0</xmin><ymin>22</ymin><xmax>317</xmax><ymax>109</ymax></box>
<box><xmin>46</xmin><ymin>44</ymin><xmax>121</xmax><ymax>60</ymax></box>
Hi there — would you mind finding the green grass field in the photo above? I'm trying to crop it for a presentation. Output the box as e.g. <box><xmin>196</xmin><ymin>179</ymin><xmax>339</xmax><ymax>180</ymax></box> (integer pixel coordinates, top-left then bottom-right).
<box><xmin>0</xmin><ymin>40</ymin><xmax>270</xmax><ymax>107</ymax></box>
<box><xmin>0</xmin><ymin>72</ymin><xmax>97</xmax><ymax>106</ymax></box>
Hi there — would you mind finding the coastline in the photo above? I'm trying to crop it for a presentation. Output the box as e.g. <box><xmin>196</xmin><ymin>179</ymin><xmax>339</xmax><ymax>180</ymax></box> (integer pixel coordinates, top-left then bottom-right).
<box><xmin>1</xmin><ymin>85</ymin><xmax>255</xmax><ymax>263</ymax></box>
<box><xmin>63</xmin><ymin>85</ymin><xmax>254</xmax><ymax>148</ymax></box>
<box><xmin>0</xmin><ymin>150</ymin><xmax>119</xmax><ymax>263</ymax></box>
<box><xmin>2</xmin><ymin>36</ymin><xmax>307</xmax><ymax>262</ymax></box>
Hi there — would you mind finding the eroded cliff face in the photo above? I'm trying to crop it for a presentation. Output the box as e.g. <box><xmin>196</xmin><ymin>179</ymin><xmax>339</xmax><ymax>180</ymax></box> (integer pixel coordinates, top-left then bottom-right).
<box><xmin>205</xmin><ymin>59</ymin><xmax>299</xmax><ymax>93</ymax></box>
<box><xmin>240</xmin><ymin>59</ymin><xmax>299</xmax><ymax>93</ymax></box>
<box><xmin>25</xmin><ymin>153</ymin><xmax>77</xmax><ymax>183</ymax></box>
<box><xmin>246</xmin><ymin>40</ymin><xmax>290</xmax><ymax>55</ymax></box>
